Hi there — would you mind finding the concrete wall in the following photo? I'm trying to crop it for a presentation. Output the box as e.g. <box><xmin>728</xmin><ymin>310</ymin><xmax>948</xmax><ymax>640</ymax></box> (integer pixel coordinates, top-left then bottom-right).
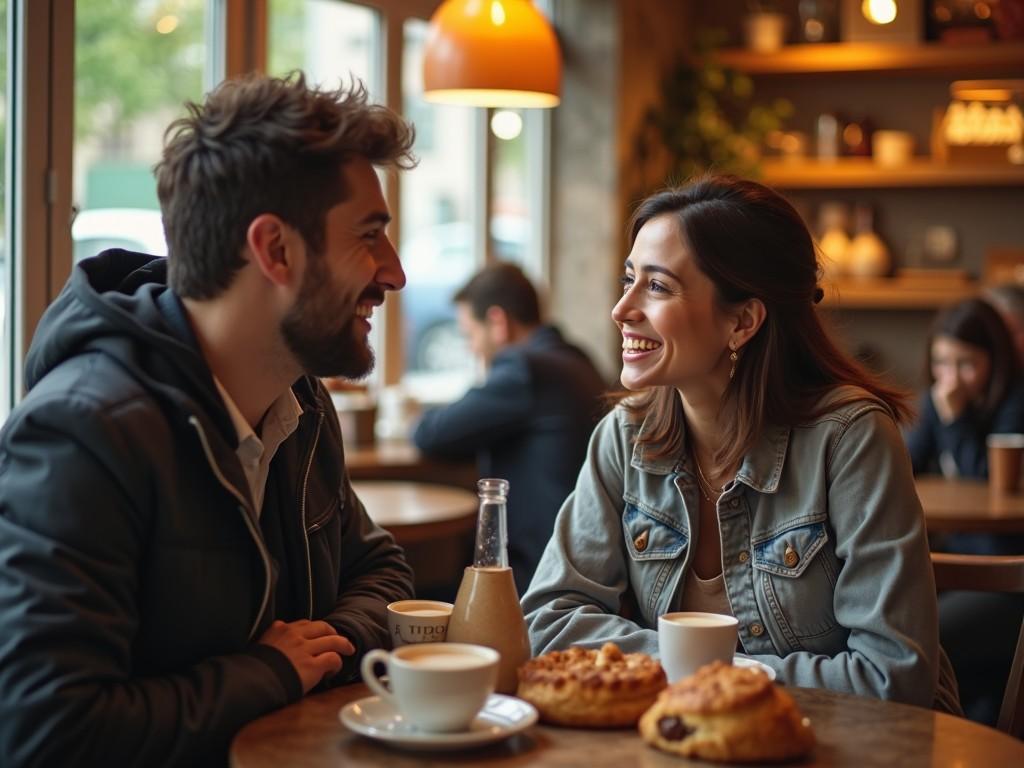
<box><xmin>547</xmin><ymin>0</ymin><xmax>693</xmax><ymax>384</ymax></box>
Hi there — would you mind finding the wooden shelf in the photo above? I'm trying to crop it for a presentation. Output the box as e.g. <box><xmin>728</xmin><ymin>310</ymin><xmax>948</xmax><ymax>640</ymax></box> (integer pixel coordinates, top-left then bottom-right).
<box><xmin>715</xmin><ymin>41</ymin><xmax>1024</xmax><ymax>76</ymax></box>
<box><xmin>761</xmin><ymin>158</ymin><xmax>1024</xmax><ymax>189</ymax></box>
<box><xmin>822</xmin><ymin>275</ymin><xmax>979</xmax><ymax>310</ymax></box>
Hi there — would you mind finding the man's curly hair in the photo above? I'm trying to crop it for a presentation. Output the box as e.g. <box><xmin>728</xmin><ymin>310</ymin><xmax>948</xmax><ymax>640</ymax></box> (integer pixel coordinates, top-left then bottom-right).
<box><xmin>155</xmin><ymin>72</ymin><xmax>416</xmax><ymax>299</ymax></box>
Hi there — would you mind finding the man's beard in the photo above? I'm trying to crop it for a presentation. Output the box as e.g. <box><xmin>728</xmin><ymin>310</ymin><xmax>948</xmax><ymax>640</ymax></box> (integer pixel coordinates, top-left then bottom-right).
<box><xmin>280</xmin><ymin>258</ymin><xmax>376</xmax><ymax>379</ymax></box>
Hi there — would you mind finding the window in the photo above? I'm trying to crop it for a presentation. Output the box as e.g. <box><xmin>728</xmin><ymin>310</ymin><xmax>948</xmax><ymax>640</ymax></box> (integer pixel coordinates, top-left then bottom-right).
<box><xmin>72</xmin><ymin>0</ymin><xmax>213</xmax><ymax>263</ymax></box>
<box><xmin>268</xmin><ymin>0</ymin><xmax>380</xmax><ymax>95</ymax></box>
<box><xmin>399</xmin><ymin>17</ymin><xmax>479</xmax><ymax>400</ymax></box>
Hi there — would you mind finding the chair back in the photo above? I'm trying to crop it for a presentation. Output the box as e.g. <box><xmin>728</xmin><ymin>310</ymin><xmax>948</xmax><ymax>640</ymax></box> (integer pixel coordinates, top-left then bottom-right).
<box><xmin>931</xmin><ymin>552</ymin><xmax>1024</xmax><ymax>738</ymax></box>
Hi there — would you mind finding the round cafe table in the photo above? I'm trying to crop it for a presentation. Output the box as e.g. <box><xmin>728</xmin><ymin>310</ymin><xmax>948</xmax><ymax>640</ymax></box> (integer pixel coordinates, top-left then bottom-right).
<box><xmin>352</xmin><ymin>480</ymin><xmax>477</xmax><ymax>547</ymax></box>
<box><xmin>230</xmin><ymin>682</ymin><xmax>1024</xmax><ymax>768</ymax></box>
<box><xmin>352</xmin><ymin>480</ymin><xmax>477</xmax><ymax>596</ymax></box>
<box><xmin>915</xmin><ymin>475</ymin><xmax>1024</xmax><ymax>534</ymax></box>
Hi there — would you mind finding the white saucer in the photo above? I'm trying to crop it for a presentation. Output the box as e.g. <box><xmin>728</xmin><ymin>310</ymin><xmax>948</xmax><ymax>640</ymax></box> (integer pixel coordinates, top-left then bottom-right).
<box><xmin>339</xmin><ymin>693</ymin><xmax>537</xmax><ymax>751</ymax></box>
<box><xmin>733</xmin><ymin>654</ymin><xmax>777</xmax><ymax>680</ymax></box>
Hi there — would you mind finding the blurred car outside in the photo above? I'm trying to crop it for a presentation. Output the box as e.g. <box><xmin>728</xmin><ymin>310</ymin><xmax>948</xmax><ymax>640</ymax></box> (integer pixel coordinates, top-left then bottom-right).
<box><xmin>72</xmin><ymin>207</ymin><xmax>168</xmax><ymax>263</ymax></box>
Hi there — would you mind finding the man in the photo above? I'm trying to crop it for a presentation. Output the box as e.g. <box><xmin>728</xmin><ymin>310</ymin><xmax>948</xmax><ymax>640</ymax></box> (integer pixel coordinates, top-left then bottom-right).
<box><xmin>413</xmin><ymin>263</ymin><xmax>607</xmax><ymax>593</ymax></box>
<box><xmin>0</xmin><ymin>73</ymin><xmax>416</xmax><ymax>766</ymax></box>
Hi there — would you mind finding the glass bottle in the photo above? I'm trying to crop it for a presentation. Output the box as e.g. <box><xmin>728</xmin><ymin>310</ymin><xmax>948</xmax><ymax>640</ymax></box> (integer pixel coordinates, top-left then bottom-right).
<box><xmin>846</xmin><ymin>203</ymin><xmax>891</xmax><ymax>278</ymax></box>
<box><xmin>817</xmin><ymin>201</ymin><xmax>851</xmax><ymax>280</ymax></box>
<box><xmin>446</xmin><ymin>478</ymin><xmax>531</xmax><ymax>694</ymax></box>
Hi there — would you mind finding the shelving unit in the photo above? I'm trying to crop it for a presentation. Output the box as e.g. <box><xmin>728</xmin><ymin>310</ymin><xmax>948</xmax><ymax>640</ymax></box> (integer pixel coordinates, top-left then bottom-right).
<box><xmin>718</xmin><ymin>39</ymin><xmax>1021</xmax><ymax>314</ymax></box>
<box><xmin>822</xmin><ymin>275</ymin><xmax>980</xmax><ymax>310</ymax></box>
<box><xmin>761</xmin><ymin>158</ymin><xmax>1024</xmax><ymax>189</ymax></box>
<box><xmin>715</xmin><ymin>41</ymin><xmax>1024</xmax><ymax>77</ymax></box>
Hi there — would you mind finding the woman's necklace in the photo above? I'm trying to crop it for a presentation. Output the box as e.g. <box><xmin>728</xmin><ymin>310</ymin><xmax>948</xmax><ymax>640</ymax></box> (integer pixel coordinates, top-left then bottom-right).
<box><xmin>692</xmin><ymin>451</ymin><xmax>727</xmax><ymax>503</ymax></box>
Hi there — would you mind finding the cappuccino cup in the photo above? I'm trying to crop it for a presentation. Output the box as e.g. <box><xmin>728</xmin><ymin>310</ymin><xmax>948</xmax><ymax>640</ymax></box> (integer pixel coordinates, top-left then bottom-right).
<box><xmin>658</xmin><ymin>611</ymin><xmax>739</xmax><ymax>683</ymax></box>
<box><xmin>360</xmin><ymin>642</ymin><xmax>499</xmax><ymax>732</ymax></box>
<box><xmin>387</xmin><ymin>600</ymin><xmax>453</xmax><ymax>647</ymax></box>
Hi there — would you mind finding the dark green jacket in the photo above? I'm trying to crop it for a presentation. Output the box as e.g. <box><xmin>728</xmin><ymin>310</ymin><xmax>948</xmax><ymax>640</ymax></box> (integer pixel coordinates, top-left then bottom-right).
<box><xmin>0</xmin><ymin>251</ymin><xmax>414</xmax><ymax>766</ymax></box>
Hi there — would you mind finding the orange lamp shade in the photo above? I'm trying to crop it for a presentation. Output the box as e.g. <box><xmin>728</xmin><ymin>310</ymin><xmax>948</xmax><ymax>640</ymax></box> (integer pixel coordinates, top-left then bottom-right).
<box><xmin>423</xmin><ymin>0</ymin><xmax>562</xmax><ymax>108</ymax></box>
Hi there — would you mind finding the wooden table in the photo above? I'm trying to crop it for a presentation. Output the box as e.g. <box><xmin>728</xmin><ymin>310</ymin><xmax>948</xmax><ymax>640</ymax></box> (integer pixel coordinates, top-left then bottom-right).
<box><xmin>353</xmin><ymin>481</ymin><xmax>477</xmax><ymax>597</ymax></box>
<box><xmin>347</xmin><ymin>439</ymin><xmax>476</xmax><ymax>489</ymax></box>
<box><xmin>353</xmin><ymin>481</ymin><xmax>477</xmax><ymax>546</ymax></box>
<box><xmin>231</xmin><ymin>682</ymin><xmax>1024</xmax><ymax>767</ymax></box>
<box><xmin>916</xmin><ymin>476</ymin><xmax>1024</xmax><ymax>534</ymax></box>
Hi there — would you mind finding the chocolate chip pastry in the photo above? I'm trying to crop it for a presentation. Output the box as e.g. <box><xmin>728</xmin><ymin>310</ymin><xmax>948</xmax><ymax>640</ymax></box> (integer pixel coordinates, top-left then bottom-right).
<box><xmin>639</xmin><ymin>661</ymin><xmax>815</xmax><ymax>763</ymax></box>
<box><xmin>516</xmin><ymin>642</ymin><xmax>667</xmax><ymax>727</ymax></box>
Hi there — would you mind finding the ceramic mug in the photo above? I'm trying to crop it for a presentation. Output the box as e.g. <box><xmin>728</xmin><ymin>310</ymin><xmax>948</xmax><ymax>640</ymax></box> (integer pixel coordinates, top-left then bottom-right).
<box><xmin>658</xmin><ymin>611</ymin><xmax>739</xmax><ymax>683</ymax></box>
<box><xmin>360</xmin><ymin>642</ymin><xmax>499</xmax><ymax>732</ymax></box>
<box><xmin>387</xmin><ymin>599</ymin><xmax>453</xmax><ymax>647</ymax></box>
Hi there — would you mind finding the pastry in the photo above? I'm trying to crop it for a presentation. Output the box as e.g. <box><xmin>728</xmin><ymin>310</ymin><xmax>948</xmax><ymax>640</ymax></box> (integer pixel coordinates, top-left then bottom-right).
<box><xmin>516</xmin><ymin>642</ymin><xmax>667</xmax><ymax>727</ymax></box>
<box><xmin>639</xmin><ymin>661</ymin><xmax>815</xmax><ymax>763</ymax></box>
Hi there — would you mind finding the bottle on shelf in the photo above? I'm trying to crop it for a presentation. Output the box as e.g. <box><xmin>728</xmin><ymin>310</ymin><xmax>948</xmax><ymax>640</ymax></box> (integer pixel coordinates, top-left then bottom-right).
<box><xmin>846</xmin><ymin>203</ymin><xmax>891</xmax><ymax>278</ymax></box>
<box><xmin>817</xmin><ymin>201</ymin><xmax>852</xmax><ymax>280</ymax></box>
<box><xmin>445</xmin><ymin>478</ymin><xmax>531</xmax><ymax>694</ymax></box>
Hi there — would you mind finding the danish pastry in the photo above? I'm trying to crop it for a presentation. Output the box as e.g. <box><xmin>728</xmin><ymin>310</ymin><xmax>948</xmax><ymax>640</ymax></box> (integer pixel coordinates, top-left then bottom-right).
<box><xmin>516</xmin><ymin>642</ymin><xmax>667</xmax><ymax>727</ymax></box>
<box><xmin>639</xmin><ymin>661</ymin><xmax>815</xmax><ymax>762</ymax></box>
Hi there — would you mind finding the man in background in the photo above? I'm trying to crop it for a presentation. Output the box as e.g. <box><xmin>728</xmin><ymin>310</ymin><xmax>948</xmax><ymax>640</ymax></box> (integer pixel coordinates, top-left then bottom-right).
<box><xmin>0</xmin><ymin>73</ymin><xmax>415</xmax><ymax>766</ymax></box>
<box><xmin>413</xmin><ymin>263</ymin><xmax>607</xmax><ymax>593</ymax></box>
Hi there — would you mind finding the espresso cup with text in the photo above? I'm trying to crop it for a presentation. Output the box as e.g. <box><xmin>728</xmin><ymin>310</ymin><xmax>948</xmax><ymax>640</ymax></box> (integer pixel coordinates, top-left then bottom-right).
<box><xmin>387</xmin><ymin>600</ymin><xmax>453</xmax><ymax>647</ymax></box>
<box><xmin>360</xmin><ymin>642</ymin><xmax>499</xmax><ymax>732</ymax></box>
<box><xmin>658</xmin><ymin>611</ymin><xmax>739</xmax><ymax>683</ymax></box>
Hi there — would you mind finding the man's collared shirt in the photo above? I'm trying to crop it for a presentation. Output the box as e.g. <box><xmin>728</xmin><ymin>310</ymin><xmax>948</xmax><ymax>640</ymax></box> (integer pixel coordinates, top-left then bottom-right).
<box><xmin>213</xmin><ymin>377</ymin><xmax>303</xmax><ymax>516</ymax></box>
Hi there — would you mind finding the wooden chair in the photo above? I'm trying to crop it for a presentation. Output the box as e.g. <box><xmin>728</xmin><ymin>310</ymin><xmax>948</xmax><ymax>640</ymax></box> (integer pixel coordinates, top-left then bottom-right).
<box><xmin>931</xmin><ymin>552</ymin><xmax>1024</xmax><ymax>738</ymax></box>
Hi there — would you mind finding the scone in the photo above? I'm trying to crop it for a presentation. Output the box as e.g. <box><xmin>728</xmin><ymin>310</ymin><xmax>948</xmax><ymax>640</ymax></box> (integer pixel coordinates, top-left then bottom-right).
<box><xmin>517</xmin><ymin>642</ymin><xmax>667</xmax><ymax>727</ymax></box>
<box><xmin>639</xmin><ymin>661</ymin><xmax>815</xmax><ymax>763</ymax></box>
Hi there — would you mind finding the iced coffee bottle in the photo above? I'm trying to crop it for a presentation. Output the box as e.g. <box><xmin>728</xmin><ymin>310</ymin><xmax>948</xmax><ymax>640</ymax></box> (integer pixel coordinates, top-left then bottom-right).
<box><xmin>446</xmin><ymin>478</ymin><xmax>531</xmax><ymax>694</ymax></box>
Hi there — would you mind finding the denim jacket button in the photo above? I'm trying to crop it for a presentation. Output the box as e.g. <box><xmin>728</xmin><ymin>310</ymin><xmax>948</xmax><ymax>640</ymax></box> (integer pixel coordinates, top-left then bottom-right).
<box><xmin>728</xmin><ymin>498</ymin><xmax>740</xmax><ymax>509</ymax></box>
<box><xmin>634</xmin><ymin>530</ymin><xmax>649</xmax><ymax>552</ymax></box>
<box><xmin>738</xmin><ymin>550</ymin><xmax>750</xmax><ymax>564</ymax></box>
<box><xmin>784</xmin><ymin>545</ymin><xmax>799</xmax><ymax>568</ymax></box>
<box><xmin>750</xmin><ymin>622</ymin><xmax>764</xmax><ymax>637</ymax></box>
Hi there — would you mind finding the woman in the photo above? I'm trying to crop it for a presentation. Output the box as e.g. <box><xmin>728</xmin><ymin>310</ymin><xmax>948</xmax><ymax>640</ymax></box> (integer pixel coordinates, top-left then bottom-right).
<box><xmin>522</xmin><ymin>176</ymin><xmax>959</xmax><ymax>712</ymax></box>
<box><xmin>904</xmin><ymin>298</ymin><xmax>1024</xmax><ymax>724</ymax></box>
<box><xmin>905</xmin><ymin>297</ymin><xmax>1024</xmax><ymax>480</ymax></box>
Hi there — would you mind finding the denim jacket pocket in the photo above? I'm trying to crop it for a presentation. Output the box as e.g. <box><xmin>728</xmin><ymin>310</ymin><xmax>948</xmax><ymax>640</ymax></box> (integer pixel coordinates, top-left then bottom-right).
<box><xmin>622</xmin><ymin>502</ymin><xmax>688</xmax><ymax>561</ymax></box>
<box><xmin>751</xmin><ymin>519</ymin><xmax>841</xmax><ymax>645</ymax></box>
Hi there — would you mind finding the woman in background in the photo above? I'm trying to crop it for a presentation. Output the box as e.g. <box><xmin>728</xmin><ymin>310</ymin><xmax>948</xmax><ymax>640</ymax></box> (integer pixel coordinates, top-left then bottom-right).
<box><xmin>905</xmin><ymin>298</ymin><xmax>1024</xmax><ymax>480</ymax></box>
<box><xmin>522</xmin><ymin>175</ymin><xmax>959</xmax><ymax>712</ymax></box>
<box><xmin>904</xmin><ymin>297</ymin><xmax>1024</xmax><ymax>725</ymax></box>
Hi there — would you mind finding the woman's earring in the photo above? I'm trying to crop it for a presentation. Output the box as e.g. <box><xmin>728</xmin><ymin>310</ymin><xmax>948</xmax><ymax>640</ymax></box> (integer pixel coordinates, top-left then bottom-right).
<box><xmin>729</xmin><ymin>345</ymin><xmax>738</xmax><ymax>380</ymax></box>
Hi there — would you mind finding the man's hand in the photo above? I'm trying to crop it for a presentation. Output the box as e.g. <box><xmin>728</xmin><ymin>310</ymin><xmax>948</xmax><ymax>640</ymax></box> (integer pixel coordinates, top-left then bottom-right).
<box><xmin>258</xmin><ymin>619</ymin><xmax>355</xmax><ymax>694</ymax></box>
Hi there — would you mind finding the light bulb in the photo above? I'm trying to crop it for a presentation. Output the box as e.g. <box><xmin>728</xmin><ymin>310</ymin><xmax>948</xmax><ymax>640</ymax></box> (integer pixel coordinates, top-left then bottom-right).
<box><xmin>490</xmin><ymin>110</ymin><xmax>523</xmax><ymax>140</ymax></box>
<box><xmin>862</xmin><ymin>0</ymin><xmax>897</xmax><ymax>25</ymax></box>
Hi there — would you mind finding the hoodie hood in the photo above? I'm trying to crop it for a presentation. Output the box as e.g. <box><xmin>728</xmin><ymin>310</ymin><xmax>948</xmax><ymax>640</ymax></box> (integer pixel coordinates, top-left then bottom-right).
<box><xmin>25</xmin><ymin>249</ymin><xmax>230</xmax><ymax>434</ymax></box>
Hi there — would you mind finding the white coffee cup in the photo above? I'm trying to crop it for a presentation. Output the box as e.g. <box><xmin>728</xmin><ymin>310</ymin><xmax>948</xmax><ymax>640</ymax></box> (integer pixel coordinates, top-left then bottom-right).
<box><xmin>361</xmin><ymin>642</ymin><xmax>499</xmax><ymax>732</ymax></box>
<box><xmin>658</xmin><ymin>611</ymin><xmax>739</xmax><ymax>683</ymax></box>
<box><xmin>387</xmin><ymin>599</ymin><xmax>454</xmax><ymax>647</ymax></box>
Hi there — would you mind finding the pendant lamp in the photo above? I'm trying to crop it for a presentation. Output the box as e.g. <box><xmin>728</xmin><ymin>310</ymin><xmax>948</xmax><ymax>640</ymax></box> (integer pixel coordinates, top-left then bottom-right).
<box><xmin>423</xmin><ymin>0</ymin><xmax>561</xmax><ymax>108</ymax></box>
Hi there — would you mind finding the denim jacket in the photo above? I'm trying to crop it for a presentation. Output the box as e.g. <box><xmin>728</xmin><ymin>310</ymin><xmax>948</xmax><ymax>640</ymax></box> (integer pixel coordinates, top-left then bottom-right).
<box><xmin>522</xmin><ymin>386</ymin><xmax>960</xmax><ymax>711</ymax></box>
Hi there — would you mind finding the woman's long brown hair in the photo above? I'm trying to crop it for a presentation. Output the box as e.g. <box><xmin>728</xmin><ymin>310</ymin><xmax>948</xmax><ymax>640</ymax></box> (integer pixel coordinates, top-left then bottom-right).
<box><xmin>620</xmin><ymin>175</ymin><xmax>910</xmax><ymax>474</ymax></box>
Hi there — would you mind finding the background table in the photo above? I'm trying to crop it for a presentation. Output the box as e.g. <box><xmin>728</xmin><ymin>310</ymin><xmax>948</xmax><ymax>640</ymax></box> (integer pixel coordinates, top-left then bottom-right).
<box><xmin>916</xmin><ymin>476</ymin><xmax>1024</xmax><ymax>534</ymax></box>
<box><xmin>231</xmin><ymin>682</ymin><xmax>1024</xmax><ymax>768</ymax></box>
<box><xmin>347</xmin><ymin>438</ymin><xmax>476</xmax><ymax>489</ymax></box>
<box><xmin>352</xmin><ymin>480</ymin><xmax>477</xmax><ymax>598</ymax></box>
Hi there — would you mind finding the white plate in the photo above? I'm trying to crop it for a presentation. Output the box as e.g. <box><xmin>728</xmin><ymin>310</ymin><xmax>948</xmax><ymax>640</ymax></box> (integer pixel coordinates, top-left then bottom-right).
<box><xmin>733</xmin><ymin>654</ymin><xmax>777</xmax><ymax>680</ymax></box>
<box><xmin>339</xmin><ymin>693</ymin><xmax>538</xmax><ymax>751</ymax></box>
